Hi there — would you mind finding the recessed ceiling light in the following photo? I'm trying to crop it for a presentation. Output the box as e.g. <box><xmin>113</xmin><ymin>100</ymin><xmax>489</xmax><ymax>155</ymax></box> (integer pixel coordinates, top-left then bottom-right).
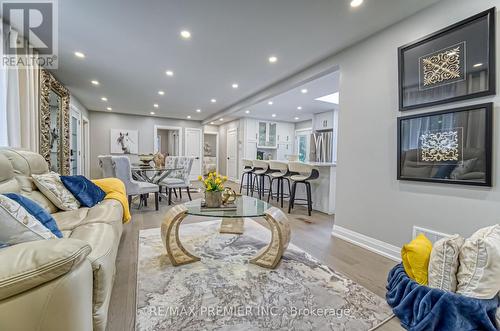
<box><xmin>153</xmin><ymin>103</ymin><xmax>159</xmax><ymax>108</ymax></box>
<box><xmin>350</xmin><ymin>0</ymin><xmax>363</xmax><ymax>7</ymax></box>
<box><xmin>74</xmin><ymin>51</ymin><xmax>85</xmax><ymax>58</ymax></box>
<box><xmin>165</xmin><ymin>70</ymin><xmax>174</xmax><ymax>76</ymax></box>
<box><xmin>211</xmin><ymin>98</ymin><xmax>217</xmax><ymax>103</ymax></box>
<box><xmin>245</xmin><ymin>110</ymin><xmax>250</xmax><ymax>114</ymax></box>
<box><xmin>150</xmin><ymin>111</ymin><xmax>155</xmax><ymax>115</ymax></box>
<box><xmin>196</xmin><ymin>109</ymin><xmax>201</xmax><ymax>113</ymax></box>
<box><xmin>315</xmin><ymin>92</ymin><xmax>339</xmax><ymax>104</ymax></box>
<box><xmin>180</xmin><ymin>30</ymin><xmax>191</xmax><ymax>39</ymax></box>
<box><xmin>106</xmin><ymin>107</ymin><xmax>112</xmax><ymax>111</ymax></box>
<box><xmin>268</xmin><ymin>56</ymin><xmax>278</xmax><ymax>63</ymax></box>
<box><xmin>187</xmin><ymin>115</ymin><xmax>192</xmax><ymax>119</ymax></box>
<box><xmin>294</xmin><ymin>117</ymin><xmax>300</xmax><ymax>120</ymax></box>
<box><xmin>158</xmin><ymin>90</ymin><xmax>165</xmax><ymax>95</ymax></box>
<box><xmin>232</xmin><ymin>83</ymin><xmax>239</xmax><ymax>89</ymax></box>
<box><xmin>297</xmin><ymin>106</ymin><xmax>302</xmax><ymax>110</ymax></box>
<box><xmin>301</xmin><ymin>88</ymin><xmax>308</xmax><ymax>94</ymax></box>
<box><xmin>210</xmin><ymin>122</ymin><xmax>215</xmax><ymax>125</ymax></box>
<box><xmin>101</xmin><ymin>97</ymin><xmax>108</xmax><ymax>102</ymax></box>
<box><xmin>91</xmin><ymin>80</ymin><xmax>99</xmax><ymax>85</ymax></box>
<box><xmin>268</xmin><ymin>101</ymin><xmax>273</xmax><ymax>105</ymax></box>
<box><xmin>272</xmin><ymin>114</ymin><xmax>276</xmax><ymax>118</ymax></box>
<box><xmin>219</xmin><ymin>118</ymin><xmax>224</xmax><ymax>121</ymax></box>
<box><xmin>473</xmin><ymin>63</ymin><xmax>483</xmax><ymax>68</ymax></box>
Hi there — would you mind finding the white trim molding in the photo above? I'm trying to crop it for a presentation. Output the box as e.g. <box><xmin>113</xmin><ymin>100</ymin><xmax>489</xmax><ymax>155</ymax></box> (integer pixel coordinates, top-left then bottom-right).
<box><xmin>332</xmin><ymin>225</ymin><xmax>401</xmax><ymax>262</ymax></box>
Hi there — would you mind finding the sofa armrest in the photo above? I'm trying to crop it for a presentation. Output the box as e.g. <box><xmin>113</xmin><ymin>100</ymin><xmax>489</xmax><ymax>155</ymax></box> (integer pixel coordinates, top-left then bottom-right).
<box><xmin>0</xmin><ymin>239</ymin><xmax>91</xmax><ymax>300</ymax></box>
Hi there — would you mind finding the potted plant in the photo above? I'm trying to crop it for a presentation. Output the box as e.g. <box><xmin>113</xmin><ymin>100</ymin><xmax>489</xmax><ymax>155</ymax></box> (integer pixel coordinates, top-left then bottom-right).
<box><xmin>198</xmin><ymin>172</ymin><xmax>228</xmax><ymax>208</ymax></box>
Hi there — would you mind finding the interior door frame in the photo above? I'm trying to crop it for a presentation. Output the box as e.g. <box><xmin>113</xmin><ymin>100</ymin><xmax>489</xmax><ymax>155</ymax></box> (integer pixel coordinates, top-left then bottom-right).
<box><xmin>153</xmin><ymin>125</ymin><xmax>183</xmax><ymax>155</ymax></box>
<box><xmin>185</xmin><ymin>127</ymin><xmax>203</xmax><ymax>179</ymax></box>
<box><xmin>226</xmin><ymin>128</ymin><xmax>238</xmax><ymax>181</ymax></box>
<box><xmin>69</xmin><ymin>105</ymin><xmax>81</xmax><ymax>175</ymax></box>
<box><xmin>81</xmin><ymin>115</ymin><xmax>90</xmax><ymax>177</ymax></box>
<box><xmin>203</xmin><ymin>131</ymin><xmax>219</xmax><ymax>174</ymax></box>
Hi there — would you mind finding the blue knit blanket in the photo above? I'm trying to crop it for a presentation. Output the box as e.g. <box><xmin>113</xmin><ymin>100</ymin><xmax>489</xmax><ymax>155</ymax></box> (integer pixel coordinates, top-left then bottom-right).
<box><xmin>386</xmin><ymin>264</ymin><xmax>499</xmax><ymax>331</ymax></box>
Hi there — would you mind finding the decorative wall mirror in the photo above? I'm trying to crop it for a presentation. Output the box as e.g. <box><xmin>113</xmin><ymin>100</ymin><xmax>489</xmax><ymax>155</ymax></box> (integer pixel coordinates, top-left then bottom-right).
<box><xmin>39</xmin><ymin>69</ymin><xmax>71</xmax><ymax>175</ymax></box>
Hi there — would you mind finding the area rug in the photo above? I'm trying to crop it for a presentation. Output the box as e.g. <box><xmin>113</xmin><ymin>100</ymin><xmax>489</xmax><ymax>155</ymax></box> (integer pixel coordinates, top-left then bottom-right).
<box><xmin>136</xmin><ymin>219</ymin><xmax>393</xmax><ymax>331</ymax></box>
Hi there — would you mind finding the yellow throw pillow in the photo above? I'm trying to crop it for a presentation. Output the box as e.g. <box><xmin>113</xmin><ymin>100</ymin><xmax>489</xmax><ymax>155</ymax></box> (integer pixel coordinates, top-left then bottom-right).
<box><xmin>401</xmin><ymin>234</ymin><xmax>433</xmax><ymax>285</ymax></box>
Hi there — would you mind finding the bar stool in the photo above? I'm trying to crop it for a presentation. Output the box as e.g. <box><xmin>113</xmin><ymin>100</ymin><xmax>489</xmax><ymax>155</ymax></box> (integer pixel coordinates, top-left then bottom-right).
<box><xmin>267</xmin><ymin>161</ymin><xmax>291</xmax><ymax>208</ymax></box>
<box><xmin>288</xmin><ymin>162</ymin><xmax>319</xmax><ymax>216</ymax></box>
<box><xmin>240</xmin><ymin>159</ymin><xmax>254</xmax><ymax>195</ymax></box>
<box><xmin>251</xmin><ymin>160</ymin><xmax>272</xmax><ymax>200</ymax></box>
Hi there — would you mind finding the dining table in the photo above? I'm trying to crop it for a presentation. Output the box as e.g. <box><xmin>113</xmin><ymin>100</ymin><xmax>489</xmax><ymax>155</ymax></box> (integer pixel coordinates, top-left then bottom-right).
<box><xmin>131</xmin><ymin>164</ymin><xmax>183</xmax><ymax>204</ymax></box>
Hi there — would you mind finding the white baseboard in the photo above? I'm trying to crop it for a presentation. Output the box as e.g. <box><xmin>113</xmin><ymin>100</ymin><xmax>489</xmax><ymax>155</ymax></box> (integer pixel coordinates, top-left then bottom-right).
<box><xmin>332</xmin><ymin>225</ymin><xmax>401</xmax><ymax>262</ymax></box>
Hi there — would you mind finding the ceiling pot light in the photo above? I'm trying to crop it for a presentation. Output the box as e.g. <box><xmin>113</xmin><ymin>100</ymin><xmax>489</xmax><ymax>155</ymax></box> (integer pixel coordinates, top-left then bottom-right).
<box><xmin>350</xmin><ymin>0</ymin><xmax>363</xmax><ymax>7</ymax></box>
<box><xmin>297</xmin><ymin>106</ymin><xmax>302</xmax><ymax>110</ymax></box>
<box><xmin>187</xmin><ymin>115</ymin><xmax>192</xmax><ymax>119</ymax></box>
<box><xmin>211</xmin><ymin>99</ymin><xmax>217</xmax><ymax>103</ymax></box>
<box><xmin>272</xmin><ymin>114</ymin><xmax>276</xmax><ymax>118</ymax></box>
<box><xmin>196</xmin><ymin>109</ymin><xmax>201</xmax><ymax>113</ymax></box>
<box><xmin>150</xmin><ymin>111</ymin><xmax>155</xmax><ymax>115</ymax></box>
<box><xmin>158</xmin><ymin>90</ymin><xmax>165</xmax><ymax>95</ymax></box>
<box><xmin>74</xmin><ymin>51</ymin><xmax>85</xmax><ymax>58</ymax></box>
<box><xmin>268</xmin><ymin>56</ymin><xmax>278</xmax><ymax>63</ymax></box>
<box><xmin>106</xmin><ymin>107</ymin><xmax>112</xmax><ymax>111</ymax></box>
<box><xmin>268</xmin><ymin>101</ymin><xmax>273</xmax><ymax>105</ymax></box>
<box><xmin>219</xmin><ymin>118</ymin><xmax>224</xmax><ymax>121</ymax></box>
<box><xmin>101</xmin><ymin>97</ymin><xmax>108</xmax><ymax>101</ymax></box>
<box><xmin>301</xmin><ymin>88</ymin><xmax>308</xmax><ymax>94</ymax></box>
<box><xmin>165</xmin><ymin>70</ymin><xmax>174</xmax><ymax>76</ymax></box>
<box><xmin>91</xmin><ymin>80</ymin><xmax>99</xmax><ymax>85</ymax></box>
<box><xmin>180</xmin><ymin>30</ymin><xmax>191</xmax><ymax>39</ymax></box>
<box><xmin>245</xmin><ymin>110</ymin><xmax>250</xmax><ymax>114</ymax></box>
<box><xmin>232</xmin><ymin>83</ymin><xmax>239</xmax><ymax>89</ymax></box>
<box><xmin>210</xmin><ymin>122</ymin><xmax>215</xmax><ymax>125</ymax></box>
<box><xmin>294</xmin><ymin>117</ymin><xmax>300</xmax><ymax>120</ymax></box>
<box><xmin>153</xmin><ymin>103</ymin><xmax>159</xmax><ymax>108</ymax></box>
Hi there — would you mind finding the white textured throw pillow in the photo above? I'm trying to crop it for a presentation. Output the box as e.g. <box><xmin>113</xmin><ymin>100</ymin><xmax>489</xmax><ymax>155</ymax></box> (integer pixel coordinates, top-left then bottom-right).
<box><xmin>32</xmin><ymin>172</ymin><xmax>80</xmax><ymax>211</ymax></box>
<box><xmin>428</xmin><ymin>234</ymin><xmax>464</xmax><ymax>292</ymax></box>
<box><xmin>0</xmin><ymin>195</ymin><xmax>56</xmax><ymax>245</ymax></box>
<box><xmin>456</xmin><ymin>225</ymin><xmax>500</xmax><ymax>299</ymax></box>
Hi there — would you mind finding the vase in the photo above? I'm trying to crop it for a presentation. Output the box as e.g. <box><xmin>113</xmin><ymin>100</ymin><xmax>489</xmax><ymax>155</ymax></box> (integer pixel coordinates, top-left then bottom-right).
<box><xmin>205</xmin><ymin>191</ymin><xmax>222</xmax><ymax>208</ymax></box>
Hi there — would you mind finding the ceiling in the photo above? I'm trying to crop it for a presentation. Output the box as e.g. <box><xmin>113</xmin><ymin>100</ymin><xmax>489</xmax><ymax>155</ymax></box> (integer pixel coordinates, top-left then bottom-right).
<box><xmin>232</xmin><ymin>70</ymin><xmax>340</xmax><ymax>123</ymax></box>
<box><xmin>54</xmin><ymin>0</ymin><xmax>440</xmax><ymax>122</ymax></box>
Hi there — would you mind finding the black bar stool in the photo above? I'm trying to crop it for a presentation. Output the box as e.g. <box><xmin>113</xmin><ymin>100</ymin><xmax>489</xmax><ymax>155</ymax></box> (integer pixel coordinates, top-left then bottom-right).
<box><xmin>267</xmin><ymin>161</ymin><xmax>291</xmax><ymax>208</ymax></box>
<box><xmin>251</xmin><ymin>160</ymin><xmax>272</xmax><ymax>200</ymax></box>
<box><xmin>288</xmin><ymin>162</ymin><xmax>319</xmax><ymax>216</ymax></box>
<box><xmin>239</xmin><ymin>159</ymin><xmax>255</xmax><ymax>195</ymax></box>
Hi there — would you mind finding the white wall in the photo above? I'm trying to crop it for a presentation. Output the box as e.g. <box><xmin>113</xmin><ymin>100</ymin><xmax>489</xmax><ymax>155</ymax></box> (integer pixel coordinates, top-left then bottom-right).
<box><xmin>89</xmin><ymin>111</ymin><xmax>202</xmax><ymax>178</ymax></box>
<box><xmin>333</xmin><ymin>0</ymin><xmax>500</xmax><ymax>248</ymax></box>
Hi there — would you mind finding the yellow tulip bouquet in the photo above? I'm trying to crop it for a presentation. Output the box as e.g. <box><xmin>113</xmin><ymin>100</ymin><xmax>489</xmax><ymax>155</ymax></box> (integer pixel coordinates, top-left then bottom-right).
<box><xmin>198</xmin><ymin>172</ymin><xmax>228</xmax><ymax>192</ymax></box>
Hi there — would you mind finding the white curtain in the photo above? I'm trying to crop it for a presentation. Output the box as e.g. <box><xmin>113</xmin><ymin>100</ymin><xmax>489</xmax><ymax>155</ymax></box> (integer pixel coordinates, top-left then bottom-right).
<box><xmin>0</xmin><ymin>20</ymin><xmax>39</xmax><ymax>151</ymax></box>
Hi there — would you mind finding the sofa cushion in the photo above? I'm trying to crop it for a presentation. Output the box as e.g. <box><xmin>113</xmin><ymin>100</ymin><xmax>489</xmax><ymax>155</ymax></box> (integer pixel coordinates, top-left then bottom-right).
<box><xmin>4</xmin><ymin>193</ymin><xmax>62</xmax><ymax>238</ymax></box>
<box><xmin>32</xmin><ymin>172</ymin><xmax>80</xmax><ymax>211</ymax></box>
<box><xmin>428</xmin><ymin>234</ymin><xmax>464</xmax><ymax>292</ymax></box>
<box><xmin>0</xmin><ymin>238</ymin><xmax>91</xmax><ymax>300</ymax></box>
<box><xmin>457</xmin><ymin>225</ymin><xmax>500</xmax><ymax>299</ymax></box>
<box><xmin>401</xmin><ymin>234</ymin><xmax>433</xmax><ymax>285</ymax></box>
<box><xmin>60</xmin><ymin>175</ymin><xmax>106</xmax><ymax>208</ymax></box>
<box><xmin>0</xmin><ymin>195</ymin><xmax>56</xmax><ymax>246</ymax></box>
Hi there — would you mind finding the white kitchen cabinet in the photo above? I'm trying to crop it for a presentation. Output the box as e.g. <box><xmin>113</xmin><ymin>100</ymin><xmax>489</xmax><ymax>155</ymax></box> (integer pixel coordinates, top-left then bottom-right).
<box><xmin>257</xmin><ymin>121</ymin><xmax>277</xmax><ymax>149</ymax></box>
<box><xmin>245</xmin><ymin>118</ymin><xmax>258</xmax><ymax>142</ymax></box>
<box><xmin>277</xmin><ymin>122</ymin><xmax>294</xmax><ymax>143</ymax></box>
<box><xmin>245</xmin><ymin>141</ymin><xmax>257</xmax><ymax>160</ymax></box>
<box><xmin>277</xmin><ymin>142</ymin><xmax>292</xmax><ymax>160</ymax></box>
<box><xmin>314</xmin><ymin>111</ymin><xmax>334</xmax><ymax>131</ymax></box>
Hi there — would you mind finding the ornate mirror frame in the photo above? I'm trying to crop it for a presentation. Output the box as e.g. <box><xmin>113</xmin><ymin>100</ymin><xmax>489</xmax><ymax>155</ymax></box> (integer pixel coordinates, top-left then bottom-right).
<box><xmin>39</xmin><ymin>69</ymin><xmax>71</xmax><ymax>175</ymax></box>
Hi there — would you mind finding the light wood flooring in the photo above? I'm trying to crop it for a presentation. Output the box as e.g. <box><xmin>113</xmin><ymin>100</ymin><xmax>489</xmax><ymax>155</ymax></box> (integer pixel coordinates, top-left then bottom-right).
<box><xmin>106</xmin><ymin>182</ymin><xmax>403</xmax><ymax>331</ymax></box>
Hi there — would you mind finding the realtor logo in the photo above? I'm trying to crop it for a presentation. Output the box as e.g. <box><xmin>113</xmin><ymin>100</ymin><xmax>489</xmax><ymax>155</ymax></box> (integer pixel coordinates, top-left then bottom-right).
<box><xmin>1</xmin><ymin>0</ymin><xmax>58</xmax><ymax>68</ymax></box>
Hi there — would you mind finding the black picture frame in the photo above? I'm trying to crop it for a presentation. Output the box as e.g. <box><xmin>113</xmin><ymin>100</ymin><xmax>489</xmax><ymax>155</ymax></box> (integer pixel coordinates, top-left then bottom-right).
<box><xmin>397</xmin><ymin>103</ymin><xmax>493</xmax><ymax>186</ymax></box>
<box><xmin>398</xmin><ymin>8</ymin><xmax>496</xmax><ymax>111</ymax></box>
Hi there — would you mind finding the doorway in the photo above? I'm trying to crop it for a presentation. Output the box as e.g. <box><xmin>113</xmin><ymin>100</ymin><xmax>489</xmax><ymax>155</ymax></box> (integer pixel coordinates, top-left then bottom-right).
<box><xmin>154</xmin><ymin>125</ymin><xmax>182</xmax><ymax>156</ymax></box>
<box><xmin>226</xmin><ymin>128</ymin><xmax>238</xmax><ymax>181</ymax></box>
<box><xmin>82</xmin><ymin>116</ymin><xmax>90</xmax><ymax>177</ymax></box>
<box><xmin>185</xmin><ymin>128</ymin><xmax>202</xmax><ymax>179</ymax></box>
<box><xmin>203</xmin><ymin>132</ymin><xmax>218</xmax><ymax>175</ymax></box>
<box><xmin>70</xmin><ymin>108</ymin><xmax>81</xmax><ymax>175</ymax></box>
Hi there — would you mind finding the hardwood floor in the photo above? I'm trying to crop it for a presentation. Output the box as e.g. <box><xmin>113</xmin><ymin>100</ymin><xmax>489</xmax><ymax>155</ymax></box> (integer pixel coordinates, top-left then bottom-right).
<box><xmin>106</xmin><ymin>182</ymin><xmax>403</xmax><ymax>331</ymax></box>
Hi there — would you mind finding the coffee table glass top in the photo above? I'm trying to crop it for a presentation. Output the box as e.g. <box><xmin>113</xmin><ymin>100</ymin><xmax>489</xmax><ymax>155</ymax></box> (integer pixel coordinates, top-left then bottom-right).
<box><xmin>184</xmin><ymin>196</ymin><xmax>272</xmax><ymax>218</ymax></box>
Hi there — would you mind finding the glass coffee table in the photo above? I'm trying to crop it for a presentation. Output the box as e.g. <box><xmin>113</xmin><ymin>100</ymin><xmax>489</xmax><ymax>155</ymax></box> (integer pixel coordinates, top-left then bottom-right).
<box><xmin>160</xmin><ymin>196</ymin><xmax>291</xmax><ymax>269</ymax></box>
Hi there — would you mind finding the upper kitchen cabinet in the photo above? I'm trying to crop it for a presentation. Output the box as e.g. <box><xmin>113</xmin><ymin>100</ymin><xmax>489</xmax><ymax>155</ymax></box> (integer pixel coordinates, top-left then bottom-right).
<box><xmin>277</xmin><ymin>122</ymin><xmax>294</xmax><ymax>143</ymax></box>
<box><xmin>257</xmin><ymin>121</ymin><xmax>277</xmax><ymax>149</ymax></box>
<box><xmin>313</xmin><ymin>111</ymin><xmax>334</xmax><ymax>131</ymax></box>
<box><xmin>245</xmin><ymin>118</ymin><xmax>258</xmax><ymax>142</ymax></box>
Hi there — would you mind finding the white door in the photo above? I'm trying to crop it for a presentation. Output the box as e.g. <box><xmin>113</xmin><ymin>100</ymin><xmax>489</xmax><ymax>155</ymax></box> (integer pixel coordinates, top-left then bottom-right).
<box><xmin>70</xmin><ymin>110</ymin><xmax>81</xmax><ymax>175</ymax></box>
<box><xmin>227</xmin><ymin>128</ymin><xmax>238</xmax><ymax>181</ymax></box>
<box><xmin>185</xmin><ymin>128</ymin><xmax>202</xmax><ymax>179</ymax></box>
<box><xmin>82</xmin><ymin>116</ymin><xmax>90</xmax><ymax>177</ymax></box>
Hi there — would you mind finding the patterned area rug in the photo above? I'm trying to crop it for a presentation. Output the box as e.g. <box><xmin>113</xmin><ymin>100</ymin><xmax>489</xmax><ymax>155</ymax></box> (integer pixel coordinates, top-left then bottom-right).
<box><xmin>136</xmin><ymin>220</ymin><xmax>393</xmax><ymax>331</ymax></box>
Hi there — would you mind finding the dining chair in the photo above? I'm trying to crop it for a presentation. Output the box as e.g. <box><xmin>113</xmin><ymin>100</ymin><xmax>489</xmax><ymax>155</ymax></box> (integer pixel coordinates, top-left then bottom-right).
<box><xmin>112</xmin><ymin>156</ymin><xmax>159</xmax><ymax>210</ymax></box>
<box><xmin>98</xmin><ymin>155</ymin><xmax>115</xmax><ymax>177</ymax></box>
<box><xmin>159</xmin><ymin>156</ymin><xmax>193</xmax><ymax>205</ymax></box>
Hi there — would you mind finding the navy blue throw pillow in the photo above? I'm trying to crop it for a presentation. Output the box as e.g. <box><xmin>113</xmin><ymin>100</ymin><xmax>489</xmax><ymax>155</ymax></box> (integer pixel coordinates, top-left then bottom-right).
<box><xmin>4</xmin><ymin>193</ymin><xmax>63</xmax><ymax>238</ymax></box>
<box><xmin>60</xmin><ymin>175</ymin><xmax>106</xmax><ymax>208</ymax></box>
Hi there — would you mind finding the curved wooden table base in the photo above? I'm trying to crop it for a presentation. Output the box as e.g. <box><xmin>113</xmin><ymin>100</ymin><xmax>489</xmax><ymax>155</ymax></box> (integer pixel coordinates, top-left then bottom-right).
<box><xmin>161</xmin><ymin>205</ymin><xmax>291</xmax><ymax>269</ymax></box>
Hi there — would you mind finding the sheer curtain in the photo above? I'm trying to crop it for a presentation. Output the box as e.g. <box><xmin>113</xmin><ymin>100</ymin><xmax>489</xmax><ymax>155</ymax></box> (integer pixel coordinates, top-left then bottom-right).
<box><xmin>0</xmin><ymin>20</ymin><xmax>39</xmax><ymax>151</ymax></box>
